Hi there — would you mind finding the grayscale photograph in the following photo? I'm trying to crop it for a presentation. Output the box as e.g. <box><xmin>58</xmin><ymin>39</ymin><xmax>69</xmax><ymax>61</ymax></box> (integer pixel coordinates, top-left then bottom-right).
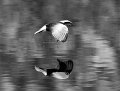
<box><xmin>0</xmin><ymin>0</ymin><xmax>120</xmax><ymax>91</ymax></box>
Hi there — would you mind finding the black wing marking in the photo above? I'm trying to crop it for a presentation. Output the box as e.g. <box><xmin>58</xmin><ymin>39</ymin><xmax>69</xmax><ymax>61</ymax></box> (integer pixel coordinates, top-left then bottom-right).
<box><xmin>57</xmin><ymin>59</ymin><xmax>73</xmax><ymax>74</ymax></box>
<box><xmin>46</xmin><ymin>68</ymin><xmax>58</xmax><ymax>76</ymax></box>
<box><xmin>65</xmin><ymin>60</ymin><xmax>73</xmax><ymax>74</ymax></box>
<box><xmin>57</xmin><ymin>59</ymin><xmax>67</xmax><ymax>71</ymax></box>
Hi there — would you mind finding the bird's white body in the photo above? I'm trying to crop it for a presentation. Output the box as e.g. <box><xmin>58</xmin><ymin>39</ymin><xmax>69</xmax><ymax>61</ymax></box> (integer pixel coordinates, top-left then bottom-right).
<box><xmin>51</xmin><ymin>23</ymin><xmax>68</xmax><ymax>42</ymax></box>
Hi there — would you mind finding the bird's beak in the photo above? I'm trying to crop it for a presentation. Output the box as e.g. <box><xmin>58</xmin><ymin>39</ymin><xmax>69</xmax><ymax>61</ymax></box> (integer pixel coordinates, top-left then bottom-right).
<box><xmin>34</xmin><ymin>25</ymin><xmax>46</xmax><ymax>34</ymax></box>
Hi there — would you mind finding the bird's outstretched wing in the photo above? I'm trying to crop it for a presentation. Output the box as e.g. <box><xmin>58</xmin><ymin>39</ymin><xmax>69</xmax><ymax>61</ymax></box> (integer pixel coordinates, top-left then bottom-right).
<box><xmin>57</xmin><ymin>59</ymin><xmax>73</xmax><ymax>74</ymax></box>
<box><xmin>52</xmin><ymin>23</ymin><xmax>68</xmax><ymax>42</ymax></box>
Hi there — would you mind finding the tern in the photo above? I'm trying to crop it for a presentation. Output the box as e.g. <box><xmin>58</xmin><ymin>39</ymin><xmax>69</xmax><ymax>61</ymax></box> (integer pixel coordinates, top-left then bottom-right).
<box><xmin>34</xmin><ymin>20</ymin><xmax>72</xmax><ymax>42</ymax></box>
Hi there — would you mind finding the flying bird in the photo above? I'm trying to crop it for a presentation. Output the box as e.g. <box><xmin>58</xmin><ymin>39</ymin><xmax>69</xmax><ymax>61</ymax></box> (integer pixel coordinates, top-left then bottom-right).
<box><xmin>34</xmin><ymin>20</ymin><xmax>72</xmax><ymax>42</ymax></box>
<box><xmin>35</xmin><ymin>59</ymin><xmax>73</xmax><ymax>79</ymax></box>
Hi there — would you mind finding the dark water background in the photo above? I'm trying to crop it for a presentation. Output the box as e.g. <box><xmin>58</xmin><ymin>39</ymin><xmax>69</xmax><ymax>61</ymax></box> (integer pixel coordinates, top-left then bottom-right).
<box><xmin>0</xmin><ymin>0</ymin><xmax>120</xmax><ymax>91</ymax></box>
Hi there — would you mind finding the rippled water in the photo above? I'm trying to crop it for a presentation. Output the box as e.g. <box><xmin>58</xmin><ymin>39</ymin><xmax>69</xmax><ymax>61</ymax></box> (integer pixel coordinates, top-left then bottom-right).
<box><xmin>0</xmin><ymin>0</ymin><xmax>120</xmax><ymax>91</ymax></box>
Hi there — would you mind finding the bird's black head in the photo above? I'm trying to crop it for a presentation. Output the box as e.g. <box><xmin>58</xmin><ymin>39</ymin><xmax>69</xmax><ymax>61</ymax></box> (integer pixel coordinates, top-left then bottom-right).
<box><xmin>59</xmin><ymin>20</ymin><xmax>72</xmax><ymax>27</ymax></box>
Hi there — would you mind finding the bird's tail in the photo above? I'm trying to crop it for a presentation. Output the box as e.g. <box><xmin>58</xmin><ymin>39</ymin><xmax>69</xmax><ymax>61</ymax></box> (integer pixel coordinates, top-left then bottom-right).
<box><xmin>35</xmin><ymin>66</ymin><xmax>47</xmax><ymax>76</ymax></box>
